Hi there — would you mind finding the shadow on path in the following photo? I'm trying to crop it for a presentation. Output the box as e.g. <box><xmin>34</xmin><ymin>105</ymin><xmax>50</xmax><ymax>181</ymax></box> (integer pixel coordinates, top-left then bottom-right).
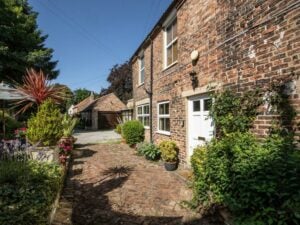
<box><xmin>72</xmin><ymin>164</ymin><xmax>222</xmax><ymax>225</ymax></box>
<box><xmin>53</xmin><ymin>143</ymin><xmax>223</xmax><ymax>225</ymax></box>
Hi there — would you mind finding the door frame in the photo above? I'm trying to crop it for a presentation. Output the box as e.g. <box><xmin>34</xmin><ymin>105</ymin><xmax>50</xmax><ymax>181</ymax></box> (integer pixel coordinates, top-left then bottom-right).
<box><xmin>186</xmin><ymin>93</ymin><xmax>214</xmax><ymax>164</ymax></box>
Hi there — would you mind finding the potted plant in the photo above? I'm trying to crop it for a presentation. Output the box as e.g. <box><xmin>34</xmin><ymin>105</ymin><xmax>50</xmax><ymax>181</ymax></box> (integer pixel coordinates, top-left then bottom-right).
<box><xmin>15</xmin><ymin>127</ymin><xmax>27</xmax><ymax>145</ymax></box>
<box><xmin>137</xmin><ymin>142</ymin><xmax>161</xmax><ymax>161</ymax></box>
<box><xmin>159</xmin><ymin>140</ymin><xmax>179</xmax><ymax>171</ymax></box>
<box><xmin>61</xmin><ymin>114</ymin><xmax>78</xmax><ymax>144</ymax></box>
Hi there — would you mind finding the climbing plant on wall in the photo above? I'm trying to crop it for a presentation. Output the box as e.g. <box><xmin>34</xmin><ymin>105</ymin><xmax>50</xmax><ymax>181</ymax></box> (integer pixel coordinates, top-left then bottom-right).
<box><xmin>191</xmin><ymin>76</ymin><xmax>300</xmax><ymax>225</ymax></box>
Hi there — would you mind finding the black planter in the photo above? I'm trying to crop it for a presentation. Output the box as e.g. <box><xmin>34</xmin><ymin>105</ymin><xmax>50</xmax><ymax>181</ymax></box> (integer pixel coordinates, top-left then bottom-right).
<box><xmin>164</xmin><ymin>161</ymin><xmax>178</xmax><ymax>171</ymax></box>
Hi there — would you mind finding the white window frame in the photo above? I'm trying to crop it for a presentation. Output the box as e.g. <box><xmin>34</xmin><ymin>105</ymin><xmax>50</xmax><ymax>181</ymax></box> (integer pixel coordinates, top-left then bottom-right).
<box><xmin>136</xmin><ymin>104</ymin><xmax>149</xmax><ymax>128</ymax></box>
<box><xmin>157</xmin><ymin>101</ymin><xmax>170</xmax><ymax>135</ymax></box>
<box><xmin>163</xmin><ymin>13</ymin><xmax>178</xmax><ymax>69</ymax></box>
<box><xmin>138</xmin><ymin>55</ymin><xmax>145</xmax><ymax>85</ymax></box>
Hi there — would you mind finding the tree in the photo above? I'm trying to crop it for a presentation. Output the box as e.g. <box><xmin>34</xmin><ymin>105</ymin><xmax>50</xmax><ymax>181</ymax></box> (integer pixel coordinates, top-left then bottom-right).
<box><xmin>100</xmin><ymin>61</ymin><xmax>132</xmax><ymax>103</ymax></box>
<box><xmin>53</xmin><ymin>83</ymin><xmax>74</xmax><ymax>113</ymax></box>
<box><xmin>15</xmin><ymin>69</ymin><xmax>65</xmax><ymax>114</ymax></box>
<box><xmin>73</xmin><ymin>88</ymin><xmax>94</xmax><ymax>104</ymax></box>
<box><xmin>0</xmin><ymin>0</ymin><xmax>59</xmax><ymax>84</ymax></box>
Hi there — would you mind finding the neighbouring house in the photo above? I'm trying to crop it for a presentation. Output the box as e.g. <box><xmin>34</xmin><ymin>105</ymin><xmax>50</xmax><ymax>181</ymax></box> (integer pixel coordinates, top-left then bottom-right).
<box><xmin>71</xmin><ymin>93</ymin><xmax>132</xmax><ymax>130</ymax></box>
<box><xmin>130</xmin><ymin>0</ymin><xmax>300</xmax><ymax>164</ymax></box>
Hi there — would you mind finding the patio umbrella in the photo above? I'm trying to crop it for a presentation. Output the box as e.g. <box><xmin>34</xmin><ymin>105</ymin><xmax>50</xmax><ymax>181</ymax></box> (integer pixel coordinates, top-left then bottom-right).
<box><xmin>0</xmin><ymin>82</ymin><xmax>26</xmax><ymax>137</ymax></box>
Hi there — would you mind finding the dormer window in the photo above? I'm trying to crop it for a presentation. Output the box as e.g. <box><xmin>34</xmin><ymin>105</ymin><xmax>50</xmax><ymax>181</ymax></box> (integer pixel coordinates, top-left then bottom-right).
<box><xmin>164</xmin><ymin>17</ymin><xmax>178</xmax><ymax>68</ymax></box>
<box><xmin>139</xmin><ymin>55</ymin><xmax>145</xmax><ymax>85</ymax></box>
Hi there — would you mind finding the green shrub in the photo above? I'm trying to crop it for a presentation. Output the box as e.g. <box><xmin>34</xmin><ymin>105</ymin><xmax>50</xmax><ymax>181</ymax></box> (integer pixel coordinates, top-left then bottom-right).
<box><xmin>191</xmin><ymin>132</ymin><xmax>300</xmax><ymax>225</ymax></box>
<box><xmin>115</xmin><ymin>124</ymin><xmax>122</xmax><ymax>135</ymax></box>
<box><xmin>159</xmin><ymin>140</ymin><xmax>178</xmax><ymax>162</ymax></box>
<box><xmin>62</xmin><ymin>114</ymin><xmax>78</xmax><ymax>137</ymax></box>
<box><xmin>27</xmin><ymin>99</ymin><xmax>63</xmax><ymax>146</ymax></box>
<box><xmin>122</xmin><ymin>120</ymin><xmax>144</xmax><ymax>145</ymax></box>
<box><xmin>0</xmin><ymin>111</ymin><xmax>22</xmax><ymax>139</ymax></box>
<box><xmin>137</xmin><ymin>142</ymin><xmax>161</xmax><ymax>160</ymax></box>
<box><xmin>0</xmin><ymin>160</ymin><xmax>63</xmax><ymax>225</ymax></box>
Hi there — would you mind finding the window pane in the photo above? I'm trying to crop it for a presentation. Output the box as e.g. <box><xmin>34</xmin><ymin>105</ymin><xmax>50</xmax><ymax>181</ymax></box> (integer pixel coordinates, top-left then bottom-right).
<box><xmin>138</xmin><ymin>107</ymin><xmax>142</xmax><ymax>115</ymax></box>
<box><xmin>173</xmin><ymin>19</ymin><xmax>177</xmax><ymax>39</ymax></box>
<box><xmin>159</xmin><ymin>104</ymin><xmax>164</xmax><ymax>115</ymax></box>
<box><xmin>165</xmin><ymin>118</ymin><xmax>170</xmax><ymax>131</ymax></box>
<box><xmin>140</xmin><ymin>56</ymin><xmax>144</xmax><ymax>68</ymax></box>
<box><xmin>140</xmin><ymin>69</ymin><xmax>144</xmax><ymax>83</ymax></box>
<box><xmin>144</xmin><ymin>116</ymin><xmax>150</xmax><ymax>126</ymax></box>
<box><xmin>166</xmin><ymin>26</ymin><xmax>172</xmax><ymax>45</ymax></box>
<box><xmin>173</xmin><ymin>41</ymin><xmax>178</xmax><ymax>62</ymax></box>
<box><xmin>167</xmin><ymin>46</ymin><xmax>172</xmax><ymax>66</ymax></box>
<box><xmin>204</xmin><ymin>99</ymin><xmax>212</xmax><ymax>111</ymax></box>
<box><xmin>165</xmin><ymin>103</ymin><xmax>169</xmax><ymax>115</ymax></box>
<box><xmin>193</xmin><ymin>100</ymin><xmax>200</xmax><ymax>112</ymax></box>
<box><xmin>138</xmin><ymin>117</ymin><xmax>143</xmax><ymax>123</ymax></box>
<box><xmin>144</xmin><ymin>105</ymin><xmax>149</xmax><ymax>114</ymax></box>
<box><xmin>159</xmin><ymin>118</ymin><xmax>164</xmax><ymax>130</ymax></box>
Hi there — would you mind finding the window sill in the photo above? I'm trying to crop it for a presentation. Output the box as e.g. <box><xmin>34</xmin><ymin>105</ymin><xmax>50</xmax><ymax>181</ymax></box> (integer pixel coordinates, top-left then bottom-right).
<box><xmin>156</xmin><ymin>130</ymin><xmax>171</xmax><ymax>136</ymax></box>
<box><xmin>163</xmin><ymin>61</ymin><xmax>178</xmax><ymax>72</ymax></box>
<box><xmin>137</xmin><ymin>82</ymin><xmax>144</xmax><ymax>87</ymax></box>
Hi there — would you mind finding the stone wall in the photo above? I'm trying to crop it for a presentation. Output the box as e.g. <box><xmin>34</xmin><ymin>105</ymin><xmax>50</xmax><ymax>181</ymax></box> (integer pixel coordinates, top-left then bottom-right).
<box><xmin>132</xmin><ymin>0</ymin><xmax>300</xmax><ymax>163</ymax></box>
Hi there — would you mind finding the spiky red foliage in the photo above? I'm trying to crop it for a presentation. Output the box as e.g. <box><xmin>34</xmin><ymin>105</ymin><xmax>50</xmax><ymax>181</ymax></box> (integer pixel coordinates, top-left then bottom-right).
<box><xmin>15</xmin><ymin>69</ymin><xmax>66</xmax><ymax>113</ymax></box>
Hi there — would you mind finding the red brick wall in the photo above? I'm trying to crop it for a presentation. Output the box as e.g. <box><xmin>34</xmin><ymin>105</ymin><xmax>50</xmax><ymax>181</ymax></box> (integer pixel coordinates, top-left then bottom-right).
<box><xmin>132</xmin><ymin>0</ymin><xmax>300</xmax><ymax>164</ymax></box>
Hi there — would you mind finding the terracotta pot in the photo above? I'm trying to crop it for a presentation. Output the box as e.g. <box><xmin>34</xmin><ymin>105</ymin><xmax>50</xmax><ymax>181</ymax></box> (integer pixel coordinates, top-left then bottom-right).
<box><xmin>59</xmin><ymin>136</ymin><xmax>74</xmax><ymax>143</ymax></box>
<box><xmin>130</xmin><ymin>143</ymin><xmax>136</xmax><ymax>149</ymax></box>
<box><xmin>218</xmin><ymin>207</ymin><xmax>232</xmax><ymax>225</ymax></box>
<box><xmin>164</xmin><ymin>161</ymin><xmax>178</xmax><ymax>171</ymax></box>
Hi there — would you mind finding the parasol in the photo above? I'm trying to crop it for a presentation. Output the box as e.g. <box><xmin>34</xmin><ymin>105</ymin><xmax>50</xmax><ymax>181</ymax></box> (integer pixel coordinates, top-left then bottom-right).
<box><xmin>0</xmin><ymin>82</ymin><xmax>26</xmax><ymax>137</ymax></box>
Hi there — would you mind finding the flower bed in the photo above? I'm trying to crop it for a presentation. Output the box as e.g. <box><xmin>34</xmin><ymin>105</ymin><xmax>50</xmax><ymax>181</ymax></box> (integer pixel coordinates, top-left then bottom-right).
<box><xmin>0</xmin><ymin>160</ymin><xmax>64</xmax><ymax>225</ymax></box>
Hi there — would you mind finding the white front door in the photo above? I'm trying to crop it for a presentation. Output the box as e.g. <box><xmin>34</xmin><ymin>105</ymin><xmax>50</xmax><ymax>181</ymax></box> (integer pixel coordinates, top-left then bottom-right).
<box><xmin>188</xmin><ymin>95</ymin><xmax>214</xmax><ymax>157</ymax></box>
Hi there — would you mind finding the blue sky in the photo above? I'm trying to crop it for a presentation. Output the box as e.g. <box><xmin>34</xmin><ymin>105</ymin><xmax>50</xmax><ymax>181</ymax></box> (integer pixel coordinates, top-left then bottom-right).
<box><xmin>28</xmin><ymin>0</ymin><xmax>172</xmax><ymax>92</ymax></box>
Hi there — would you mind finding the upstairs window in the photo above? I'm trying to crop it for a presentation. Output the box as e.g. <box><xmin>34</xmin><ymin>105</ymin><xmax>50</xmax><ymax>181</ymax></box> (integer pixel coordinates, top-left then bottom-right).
<box><xmin>139</xmin><ymin>56</ymin><xmax>145</xmax><ymax>85</ymax></box>
<box><xmin>164</xmin><ymin>18</ymin><xmax>178</xmax><ymax>68</ymax></box>
<box><xmin>137</xmin><ymin>104</ymin><xmax>149</xmax><ymax>128</ymax></box>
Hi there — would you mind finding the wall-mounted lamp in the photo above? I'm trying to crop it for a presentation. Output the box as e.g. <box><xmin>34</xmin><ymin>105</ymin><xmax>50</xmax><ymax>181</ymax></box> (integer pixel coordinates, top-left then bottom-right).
<box><xmin>189</xmin><ymin>50</ymin><xmax>199</xmax><ymax>89</ymax></box>
<box><xmin>190</xmin><ymin>50</ymin><xmax>199</xmax><ymax>66</ymax></box>
<box><xmin>189</xmin><ymin>70</ymin><xmax>198</xmax><ymax>90</ymax></box>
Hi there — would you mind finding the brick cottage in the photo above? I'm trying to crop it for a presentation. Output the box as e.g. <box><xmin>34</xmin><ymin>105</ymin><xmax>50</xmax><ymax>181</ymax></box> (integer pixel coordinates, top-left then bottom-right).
<box><xmin>130</xmin><ymin>0</ymin><xmax>300</xmax><ymax>164</ymax></box>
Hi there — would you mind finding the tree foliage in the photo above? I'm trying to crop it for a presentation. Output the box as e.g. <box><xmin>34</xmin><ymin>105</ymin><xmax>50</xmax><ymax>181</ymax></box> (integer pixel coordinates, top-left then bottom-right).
<box><xmin>0</xmin><ymin>0</ymin><xmax>59</xmax><ymax>84</ymax></box>
<box><xmin>73</xmin><ymin>88</ymin><xmax>94</xmax><ymax>105</ymax></box>
<box><xmin>100</xmin><ymin>61</ymin><xmax>132</xmax><ymax>103</ymax></box>
<box><xmin>27</xmin><ymin>99</ymin><xmax>63</xmax><ymax>146</ymax></box>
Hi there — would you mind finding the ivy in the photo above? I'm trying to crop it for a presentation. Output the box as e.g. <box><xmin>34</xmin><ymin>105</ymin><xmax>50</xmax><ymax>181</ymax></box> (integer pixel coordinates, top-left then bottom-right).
<box><xmin>210</xmin><ymin>89</ymin><xmax>263</xmax><ymax>137</ymax></box>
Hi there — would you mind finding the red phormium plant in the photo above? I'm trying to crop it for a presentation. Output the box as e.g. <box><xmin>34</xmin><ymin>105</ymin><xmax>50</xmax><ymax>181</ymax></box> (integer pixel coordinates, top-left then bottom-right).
<box><xmin>15</xmin><ymin>69</ymin><xmax>66</xmax><ymax>113</ymax></box>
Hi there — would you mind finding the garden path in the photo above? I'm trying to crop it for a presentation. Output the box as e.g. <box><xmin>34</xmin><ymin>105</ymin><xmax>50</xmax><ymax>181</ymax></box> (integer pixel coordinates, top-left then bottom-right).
<box><xmin>52</xmin><ymin>143</ymin><xmax>220</xmax><ymax>225</ymax></box>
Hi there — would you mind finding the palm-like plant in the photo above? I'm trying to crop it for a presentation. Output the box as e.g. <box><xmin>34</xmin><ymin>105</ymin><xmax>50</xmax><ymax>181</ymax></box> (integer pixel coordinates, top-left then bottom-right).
<box><xmin>62</xmin><ymin>114</ymin><xmax>78</xmax><ymax>137</ymax></box>
<box><xmin>15</xmin><ymin>69</ymin><xmax>66</xmax><ymax>113</ymax></box>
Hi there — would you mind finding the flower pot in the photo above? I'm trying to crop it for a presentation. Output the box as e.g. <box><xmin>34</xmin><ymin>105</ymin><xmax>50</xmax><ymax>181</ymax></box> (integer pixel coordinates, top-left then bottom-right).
<box><xmin>130</xmin><ymin>143</ymin><xmax>136</xmax><ymax>149</ymax></box>
<box><xmin>164</xmin><ymin>161</ymin><xmax>178</xmax><ymax>171</ymax></box>
<box><xmin>218</xmin><ymin>207</ymin><xmax>232</xmax><ymax>225</ymax></box>
<box><xmin>59</xmin><ymin>136</ymin><xmax>74</xmax><ymax>144</ymax></box>
<box><xmin>30</xmin><ymin>146</ymin><xmax>59</xmax><ymax>163</ymax></box>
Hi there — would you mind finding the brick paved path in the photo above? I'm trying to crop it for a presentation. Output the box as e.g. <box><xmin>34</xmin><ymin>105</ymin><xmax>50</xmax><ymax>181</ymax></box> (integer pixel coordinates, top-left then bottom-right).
<box><xmin>52</xmin><ymin>143</ymin><xmax>219</xmax><ymax>225</ymax></box>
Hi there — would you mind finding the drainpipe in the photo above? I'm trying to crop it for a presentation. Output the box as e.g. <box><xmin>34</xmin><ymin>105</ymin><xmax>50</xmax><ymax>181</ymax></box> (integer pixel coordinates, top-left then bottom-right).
<box><xmin>149</xmin><ymin>39</ymin><xmax>154</xmax><ymax>143</ymax></box>
<box><xmin>142</xmin><ymin>39</ymin><xmax>154</xmax><ymax>143</ymax></box>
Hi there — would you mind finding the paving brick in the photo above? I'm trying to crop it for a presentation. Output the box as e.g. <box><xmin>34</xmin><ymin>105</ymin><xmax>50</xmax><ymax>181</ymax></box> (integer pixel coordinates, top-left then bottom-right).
<box><xmin>52</xmin><ymin>143</ymin><xmax>220</xmax><ymax>225</ymax></box>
